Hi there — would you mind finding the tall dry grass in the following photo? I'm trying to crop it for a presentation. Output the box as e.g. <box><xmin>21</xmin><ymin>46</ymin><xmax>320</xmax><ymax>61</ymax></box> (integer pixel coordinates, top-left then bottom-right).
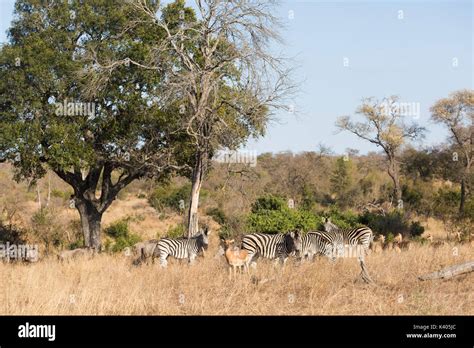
<box><xmin>0</xmin><ymin>244</ymin><xmax>472</xmax><ymax>315</ymax></box>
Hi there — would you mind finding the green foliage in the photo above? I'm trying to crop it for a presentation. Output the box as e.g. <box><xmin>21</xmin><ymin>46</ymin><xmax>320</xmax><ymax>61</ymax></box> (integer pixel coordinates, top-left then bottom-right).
<box><xmin>31</xmin><ymin>208</ymin><xmax>63</xmax><ymax>249</ymax></box>
<box><xmin>51</xmin><ymin>189</ymin><xmax>73</xmax><ymax>200</ymax></box>
<box><xmin>149</xmin><ymin>184</ymin><xmax>209</xmax><ymax>212</ymax></box>
<box><xmin>330</xmin><ymin>157</ymin><xmax>353</xmax><ymax>205</ymax></box>
<box><xmin>104</xmin><ymin>218</ymin><xmax>141</xmax><ymax>252</ymax></box>
<box><xmin>358</xmin><ymin>210</ymin><xmax>424</xmax><ymax>237</ymax></box>
<box><xmin>247</xmin><ymin>194</ymin><xmax>319</xmax><ymax>233</ymax></box>
<box><xmin>324</xmin><ymin>206</ymin><xmax>360</xmax><ymax>229</ymax></box>
<box><xmin>206</xmin><ymin>207</ymin><xmax>227</xmax><ymax>225</ymax></box>
<box><xmin>104</xmin><ymin>219</ymin><xmax>130</xmax><ymax>239</ymax></box>
<box><xmin>165</xmin><ymin>224</ymin><xmax>186</xmax><ymax>238</ymax></box>
<box><xmin>409</xmin><ymin>221</ymin><xmax>425</xmax><ymax>237</ymax></box>
<box><xmin>68</xmin><ymin>239</ymin><xmax>84</xmax><ymax>250</ymax></box>
<box><xmin>251</xmin><ymin>195</ymin><xmax>287</xmax><ymax>213</ymax></box>
<box><xmin>0</xmin><ymin>221</ymin><xmax>26</xmax><ymax>244</ymax></box>
<box><xmin>110</xmin><ymin>233</ymin><xmax>141</xmax><ymax>253</ymax></box>
<box><xmin>433</xmin><ymin>188</ymin><xmax>461</xmax><ymax>218</ymax></box>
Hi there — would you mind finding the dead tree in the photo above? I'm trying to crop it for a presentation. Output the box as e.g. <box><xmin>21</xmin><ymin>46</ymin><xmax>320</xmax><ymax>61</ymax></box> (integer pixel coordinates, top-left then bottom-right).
<box><xmin>418</xmin><ymin>261</ymin><xmax>474</xmax><ymax>281</ymax></box>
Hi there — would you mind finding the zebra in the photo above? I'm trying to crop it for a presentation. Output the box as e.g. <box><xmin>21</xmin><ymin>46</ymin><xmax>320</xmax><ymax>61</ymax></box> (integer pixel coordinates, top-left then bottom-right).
<box><xmin>241</xmin><ymin>231</ymin><xmax>302</xmax><ymax>266</ymax></box>
<box><xmin>299</xmin><ymin>231</ymin><xmax>333</xmax><ymax>261</ymax></box>
<box><xmin>153</xmin><ymin>227</ymin><xmax>210</xmax><ymax>267</ymax></box>
<box><xmin>321</xmin><ymin>217</ymin><xmax>374</xmax><ymax>259</ymax></box>
<box><xmin>320</xmin><ymin>218</ymin><xmax>375</xmax><ymax>283</ymax></box>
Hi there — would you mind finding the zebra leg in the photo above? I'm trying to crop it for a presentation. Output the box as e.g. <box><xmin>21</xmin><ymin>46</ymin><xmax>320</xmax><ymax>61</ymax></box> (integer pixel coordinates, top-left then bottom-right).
<box><xmin>247</xmin><ymin>253</ymin><xmax>258</xmax><ymax>269</ymax></box>
<box><xmin>159</xmin><ymin>254</ymin><xmax>168</xmax><ymax>268</ymax></box>
<box><xmin>189</xmin><ymin>254</ymin><xmax>196</xmax><ymax>265</ymax></box>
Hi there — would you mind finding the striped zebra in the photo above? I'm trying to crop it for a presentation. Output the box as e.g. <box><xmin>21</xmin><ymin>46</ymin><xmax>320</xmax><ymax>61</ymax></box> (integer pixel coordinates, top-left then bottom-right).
<box><xmin>321</xmin><ymin>217</ymin><xmax>373</xmax><ymax>259</ymax></box>
<box><xmin>154</xmin><ymin>227</ymin><xmax>210</xmax><ymax>267</ymax></box>
<box><xmin>241</xmin><ymin>231</ymin><xmax>302</xmax><ymax>266</ymax></box>
<box><xmin>299</xmin><ymin>231</ymin><xmax>333</xmax><ymax>261</ymax></box>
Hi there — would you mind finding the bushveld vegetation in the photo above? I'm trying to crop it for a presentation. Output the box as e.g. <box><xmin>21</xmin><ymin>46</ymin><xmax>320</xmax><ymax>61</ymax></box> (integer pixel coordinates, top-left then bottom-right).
<box><xmin>0</xmin><ymin>0</ymin><xmax>472</xmax><ymax>315</ymax></box>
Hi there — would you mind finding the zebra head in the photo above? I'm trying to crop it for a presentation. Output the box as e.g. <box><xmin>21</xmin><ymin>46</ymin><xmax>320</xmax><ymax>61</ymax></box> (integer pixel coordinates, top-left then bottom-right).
<box><xmin>322</xmin><ymin>217</ymin><xmax>338</xmax><ymax>233</ymax></box>
<box><xmin>286</xmin><ymin>230</ymin><xmax>302</xmax><ymax>253</ymax></box>
<box><xmin>197</xmin><ymin>226</ymin><xmax>211</xmax><ymax>250</ymax></box>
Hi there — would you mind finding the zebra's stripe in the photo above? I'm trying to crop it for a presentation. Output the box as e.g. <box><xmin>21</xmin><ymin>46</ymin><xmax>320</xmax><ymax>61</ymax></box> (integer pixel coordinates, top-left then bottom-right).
<box><xmin>156</xmin><ymin>229</ymin><xmax>209</xmax><ymax>266</ymax></box>
<box><xmin>241</xmin><ymin>232</ymin><xmax>300</xmax><ymax>264</ymax></box>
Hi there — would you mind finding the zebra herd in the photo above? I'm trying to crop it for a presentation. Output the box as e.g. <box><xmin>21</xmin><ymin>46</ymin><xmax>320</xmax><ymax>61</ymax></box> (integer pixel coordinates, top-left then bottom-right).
<box><xmin>134</xmin><ymin>218</ymin><xmax>374</xmax><ymax>278</ymax></box>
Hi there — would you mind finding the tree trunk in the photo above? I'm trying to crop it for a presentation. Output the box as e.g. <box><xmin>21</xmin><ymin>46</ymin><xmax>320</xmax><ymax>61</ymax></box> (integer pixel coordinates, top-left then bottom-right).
<box><xmin>387</xmin><ymin>158</ymin><xmax>402</xmax><ymax>205</ymax></box>
<box><xmin>76</xmin><ymin>199</ymin><xmax>103</xmax><ymax>250</ymax></box>
<box><xmin>418</xmin><ymin>260</ymin><xmax>474</xmax><ymax>281</ymax></box>
<box><xmin>460</xmin><ymin>178</ymin><xmax>466</xmax><ymax>214</ymax></box>
<box><xmin>187</xmin><ymin>152</ymin><xmax>204</xmax><ymax>238</ymax></box>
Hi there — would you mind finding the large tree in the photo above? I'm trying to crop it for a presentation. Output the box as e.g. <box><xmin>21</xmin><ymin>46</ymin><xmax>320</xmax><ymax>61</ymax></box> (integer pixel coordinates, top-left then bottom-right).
<box><xmin>336</xmin><ymin>96</ymin><xmax>425</xmax><ymax>205</ymax></box>
<box><xmin>0</xmin><ymin>0</ymin><xmax>188</xmax><ymax>249</ymax></box>
<box><xmin>430</xmin><ymin>89</ymin><xmax>474</xmax><ymax>214</ymax></box>
<box><xmin>96</xmin><ymin>0</ymin><xmax>295</xmax><ymax>237</ymax></box>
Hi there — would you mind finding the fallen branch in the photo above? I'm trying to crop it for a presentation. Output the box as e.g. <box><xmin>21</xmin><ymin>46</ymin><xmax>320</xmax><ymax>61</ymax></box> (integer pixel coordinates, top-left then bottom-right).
<box><xmin>418</xmin><ymin>261</ymin><xmax>474</xmax><ymax>281</ymax></box>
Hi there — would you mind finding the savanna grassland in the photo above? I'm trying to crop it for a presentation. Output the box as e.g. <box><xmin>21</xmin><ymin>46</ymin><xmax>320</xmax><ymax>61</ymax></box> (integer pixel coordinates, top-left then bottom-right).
<box><xmin>0</xmin><ymin>243</ymin><xmax>472</xmax><ymax>315</ymax></box>
<box><xmin>1</xmin><ymin>140</ymin><xmax>473</xmax><ymax>316</ymax></box>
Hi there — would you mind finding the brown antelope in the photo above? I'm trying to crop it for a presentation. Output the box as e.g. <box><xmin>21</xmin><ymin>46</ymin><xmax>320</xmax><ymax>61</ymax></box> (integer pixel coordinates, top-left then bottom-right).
<box><xmin>393</xmin><ymin>233</ymin><xmax>403</xmax><ymax>244</ymax></box>
<box><xmin>58</xmin><ymin>247</ymin><xmax>96</xmax><ymax>262</ymax></box>
<box><xmin>223</xmin><ymin>239</ymin><xmax>251</xmax><ymax>279</ymax></box>
<box><xmin>370</xmin><ymin>235</ymin><xmax>385</xmax><ymax>254</ymax></box>
<box><xmin>425</xmin><ymin>233</ymin><xmax>447</xmax><ymax>248</ymax></box>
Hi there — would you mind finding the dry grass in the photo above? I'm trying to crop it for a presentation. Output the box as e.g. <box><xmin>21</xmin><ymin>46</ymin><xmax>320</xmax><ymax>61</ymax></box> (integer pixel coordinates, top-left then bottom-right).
<box><xmin>0</xmin><ymin>244</ymin><xmax>472</xmax><ymax>315</ymax></box>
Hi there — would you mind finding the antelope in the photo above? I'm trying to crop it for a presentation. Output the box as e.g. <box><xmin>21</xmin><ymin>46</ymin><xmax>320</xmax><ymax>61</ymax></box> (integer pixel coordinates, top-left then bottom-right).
<box><xmin>393</xmin><ymin>233</ymin><xmax>412</xmax><ymax>251</ymax></box>
<box><xmin>425</xmin><ymin>233</ymin><xmax>447</xmax><ymax>248</ymax></box>
<box><xmin>393</xmin><ymin>233</ymin><xmax>403</xmax><ymax>244</ymax></box>
<box><xmin>223</xmin><ymin>239</ymin><xmax>251</xmax><ymax>279</ymax></box>
<box><xmin>370</xmin><ymin>235</ymin><xmax>385</xmax><ymax>254</ymax></box>
<box><xmin>58</xmin><ymin>247</ymin><xmax>96</xmax><ymax>262</ymax></box>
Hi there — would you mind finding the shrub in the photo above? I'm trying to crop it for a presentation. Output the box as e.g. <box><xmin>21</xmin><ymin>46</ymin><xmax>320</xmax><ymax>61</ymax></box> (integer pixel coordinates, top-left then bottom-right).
<box><xmin>104</xmin><ymin>218</ymin><xmax>141</xmax><ymax>252</ymax></box>
<box><xmin>149</xmin><ymin>184</ymin><xmax>209</xmax><ymax>212</ymax></box>
<box><xmin>31</xmin><ymin>208</ymin><xmax>63</xmax><ymax>250</ymax></box>
<box><xmin>358</xmin><ymin>210</ymin><xmax>423</xmax><ymax>237</ymax></box>
<box><xmin>433</xmin><ymin>188</ymin><xmax>461</xmax><ymax>218</ymax></box>
<box><xmin>104</xmin><ymin>219</ymin><xmax>130</xmax><ymax>239</ymax></box>
<box><xmin>409</xmin><ymin>221</ymin><xmax>425</xmax><ymax>237</ymax></box>
<box><xmin>247</xmin><ymin>194</ymin><xmax>319</xmax><ymax>233</ymax></box>
<box><xmin>165</xmin><ymin>224</ymin><xmax>186</xmax><ymax>238</ymax></box>
<box><xmin>251</xmin><ymin>195</ymin><xmax>287</xmax><ymax>213</ymax></box>
<box><xmin>111</xmin><ymin>233</ymin><xmax>141</xmax><ymax>253</ymax></box>
<box><xmin>51</xmin><ymin>189</ymin><xmax>73</xmax><ymax>200</ymax></box>
<box><xmin>323</xmin><ymin>206</ymin><xmax>360</xmax><ymax>229</ymax></box>
<box><xmin>0</xmin><ymin>221</ymin><xmax>26</xmax><ymax>244</ymax></box>
<box><xmin>206</xmin><ymin>207</ymin><xmax>226</xmax><ymax>225</ymax></box>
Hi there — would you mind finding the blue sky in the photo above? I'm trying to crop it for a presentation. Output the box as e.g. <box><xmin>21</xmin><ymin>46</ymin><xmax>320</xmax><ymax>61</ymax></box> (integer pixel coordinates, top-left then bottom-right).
<box><xmin>0</xmin><ymin>0</ymin><xmax>472</xmax><ymax>155</ymax></box>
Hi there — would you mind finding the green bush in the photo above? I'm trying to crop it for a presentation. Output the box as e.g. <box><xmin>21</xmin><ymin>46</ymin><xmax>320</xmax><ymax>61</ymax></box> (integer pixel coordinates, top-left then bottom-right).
<box><xmin>149</xmin><ymin>184</ymin><xmax>209</xmax><ymax>212</ymax></box>
<box><xmin>31</xmin><ymin>208</ymin><xmax>63</xmax><ymax>249</ymax></box>
<box><xmin>104</xmin><ymin>218</ymin><xmax>141</xmax><ymax>252</ymax></box>
<box><xmin>165</xmin><ymin>224</ymin><xmax>186</xmax><ymax>238</ymax></box>
<box><xmin>433</xmin><ymin>188</ymin><xmax>461</xmax><ymax>218</ymax></box>
<box><xmin>206</xmin><ymin>207</ymin><xmax>227</xmax><ymax>225</ymax></box>
<box><xmin>323</xmin><ymin>206</ymin><xmax>360</xmax><ymax>229</ymax></box>
<box><xmin>358</xmin><ymin>210</ymin><xmax>423</xmax><ymax>237</ymax></box>
<box><xmin>409</xmin><ymin>221</ymin><xmax>425</xmax><ymax>237</ymax></box>
<box><xmin>0</xmin><ymin>221</ymin><xmax>26</xmax><ymax>244</ymax></box>
<box><xmin>251</xmin><ymin>195</ymin><xmax>287</xmax><ymax>213</ymax></box>
<box><xmin>111</xmin><ymin>233</ymin><xmax>141</xmax><ymax>253</ymax></box>
<box><xmin>247</xmin><ymin>194</ymin><xmax>319</xmax><ymax>233</ymax></box>
<box><xmin>104</xmin><ymin>218</ymin><xmax>130</xmax><ymax>239</ymax></box>
<box><xmin>51</xmin><ymin>189</ymin><xmax>73</xmax><ymax>200</ymax></box>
